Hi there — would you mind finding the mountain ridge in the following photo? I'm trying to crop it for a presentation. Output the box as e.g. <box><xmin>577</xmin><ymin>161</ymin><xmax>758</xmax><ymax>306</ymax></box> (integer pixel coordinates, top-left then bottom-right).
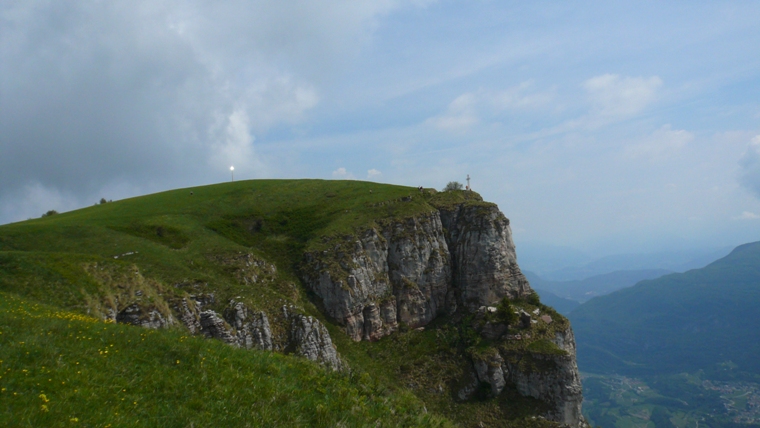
<box><xmin>0</xmin><ymin>179</ymin><xmax>587</xmax><ymax>427</ymax></box>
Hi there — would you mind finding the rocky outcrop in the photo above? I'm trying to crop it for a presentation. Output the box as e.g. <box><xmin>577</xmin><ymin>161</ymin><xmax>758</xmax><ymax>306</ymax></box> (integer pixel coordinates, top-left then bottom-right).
<box><xmin>438</xmin><ymin>204</ymin><xmax>532</xmax><ymax>311</ymax></box>
<box><xmin>224</xmin><ymin>300</ymin><xmax>273</xmax><ymax>351</ymax></box>
<box><xmin>302</xmin><ymin>213</ymin><xmax>452</xmax><ymax>341</ymax></box>
<box><xmin>300</xmin><ymin>195</ymin><xmax>586</xmax><ymax>426</ymax></box>
<box><xmin>283</xmin><ymin>305</ymin><xmax>343</xmax><ymax>371</ymax></box>
<box><xmin>175</xmin><ymin>297</ymin><xmax>202</xmax><ymax>334</ymax></box>
<box><xmin>198</xmin><ymin>303</ymin><xmax>275</xmax><ymax>352</ymax></box>
<box><xmin>503</xmin><ymin>327</ymin><xmax>585</xmax><ymax>427</ymax></box>
<box><xmin>301</xmin><ymin>201</ymin><xmax>531</xmax><ymax>341</ymax></box>
<box><xmin>115</xmin><ymin>303</ymin><xmax>174</xmax><ymax>329</ymax></box>
<box><xmin>473</xmin><ymin>352</ymin><xmax>507</xmax><ymax>397</ymax></box>
<box><xmin>189</xmin><ymin>300</ymin><xmax>341</xmax><ymax>371</ymax></box>
<box><xmin>200</xmin><ymin>310</ymin><xmax>238</xmax><ymax>345</ymax></box>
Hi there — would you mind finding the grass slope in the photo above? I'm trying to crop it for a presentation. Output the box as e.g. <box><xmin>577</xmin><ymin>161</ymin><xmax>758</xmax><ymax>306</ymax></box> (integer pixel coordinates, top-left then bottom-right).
<box><xmin>0</xmin><ymin>292</ymin><xmax>446</xmax><ymax>427</ymax></box>
<box><xmin>0</xmin><ymin>179</ymin><xmax>558</xmax><ymax>427</ymax></box>
<box><xmin>569</xmin><ymin>241</ymin><xmax>760</xmax><ymax>379</ymax></box>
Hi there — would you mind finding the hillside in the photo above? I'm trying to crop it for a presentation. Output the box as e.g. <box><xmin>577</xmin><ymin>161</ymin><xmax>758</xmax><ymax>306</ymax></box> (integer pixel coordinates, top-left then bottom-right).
<box><xmin>570</xmin><ymin>241</ymin><xmax>760</xmax><ymax>378</ymax></box>
<box><xmin>0</xmin><ymin>179</ymin><xmax>584</xmax><ymax>427</ymax></box>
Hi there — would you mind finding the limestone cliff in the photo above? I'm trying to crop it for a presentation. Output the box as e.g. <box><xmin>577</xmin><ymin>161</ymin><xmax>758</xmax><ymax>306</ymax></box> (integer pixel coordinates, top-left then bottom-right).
<box><xmin>300</xmin><ymin>194</ymin><xmax>586</xmax><ymax>427</ymax></box>
<box><xmin>301</xmin><ymin>197</ymin><xmax>532</xmax><ymax>340</ymax></box>
<box><xmin>505</xmin><ymin>327</ymin><xmax>585</xmax><ymax>426</ymax></box>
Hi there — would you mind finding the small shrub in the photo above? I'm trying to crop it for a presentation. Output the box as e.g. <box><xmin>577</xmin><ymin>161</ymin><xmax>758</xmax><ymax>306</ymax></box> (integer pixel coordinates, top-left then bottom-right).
<box><xmin>41</xmin><ymin>210</ymin><xmax>58</xmax><ymax>217</ymax></box>
<box><xmin>99</xmin><ymin>198</ymin><xmax>107</xmax><ymax>204</ymax></box>
<box><xmin>525</xmin><ymin>292</ymin><xmax>540</xmax><ymax>306</ymax></box>
<box><xmin>443</xmin><ymin>181</ymin><xmax>463</xmax><ymax>192</ymax></box>
<box><xmin>496</xmin><ymin>297</ymin><xmax>518</xmax><ymax>326</ymax></box>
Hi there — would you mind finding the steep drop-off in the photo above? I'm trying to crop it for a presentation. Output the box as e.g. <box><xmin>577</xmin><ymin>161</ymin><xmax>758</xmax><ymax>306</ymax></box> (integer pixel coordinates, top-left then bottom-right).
<box><xmin>0</xmin><ymin>180</ymin><xmax>585</xmax><ymax>427</ymax></box>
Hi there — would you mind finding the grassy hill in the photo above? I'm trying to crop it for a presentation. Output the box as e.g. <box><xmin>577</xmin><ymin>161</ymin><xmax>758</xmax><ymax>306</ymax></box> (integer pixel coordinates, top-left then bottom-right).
<box><xmin>0</xmin><ymin>179</ymin><xmax>559</xmax><ymax>427</ymax></box>
<box><xmin>569</xmin><ymin>241</ymin><xmax>760</xmax><ymax>379</ymax></box>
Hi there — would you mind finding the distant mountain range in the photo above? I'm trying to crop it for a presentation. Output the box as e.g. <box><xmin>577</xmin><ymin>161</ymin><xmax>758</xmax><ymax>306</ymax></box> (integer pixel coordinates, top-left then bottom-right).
<box><xmin>518</xmin><ymin>243</ymin><xmax>732</xmax><ymax>281</ymax></box>
<box><xmin>568</xmin><ymin>241</ymin><xmax>760</xmax><ymax>379</ymax></box>
<box><xmin>528</xmin><ymin>269</ymin><xmax>672</xmax><ymax>307</ymax></box>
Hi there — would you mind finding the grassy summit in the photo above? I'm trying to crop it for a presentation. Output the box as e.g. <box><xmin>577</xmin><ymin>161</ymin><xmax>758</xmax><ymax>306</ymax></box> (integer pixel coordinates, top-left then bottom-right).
<box><xmin>0</xmin><ymin>179</ymin><xmax>560</xmax><ymax>427</ymax></box>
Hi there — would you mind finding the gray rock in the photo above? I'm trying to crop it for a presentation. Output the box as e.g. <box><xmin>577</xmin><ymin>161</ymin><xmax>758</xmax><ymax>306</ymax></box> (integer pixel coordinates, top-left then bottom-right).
<box><xmin>456</xmin><ymin>371</ymin><xmax>480</xmax><ymax>401</ymax></box>
<box><xmin>479</xmin><ymin>322</ymin><xmax>508</xmax><ymax>340</ymax></box>
<box><xmin>504</xmin><ymin>326</ymin><xmax>586</xmax><ymax>427</ymax></box>
<box><xmin>199</xmin><ymin>310</ymin><xmax>238</xmax><ymax>345</ymax></box>
<box><xmin>175</xmin><ymin>297</ymin><xmax>202</xmax><ymax>334</ymax></box>
<box><xmin>473</xmin><ymin>353</ymin><xmax>507</xmax><ymax>396</ymax></box>
<box><xmin>116</xmin><ymin>303</ymin><xmax>173</xmax><ymax>329</ymax></box>
<box><xmin>438</xmin><ymin>204</ymin><xmax>532</xmax><ymax>311</ymax></box>
<box><xmin>283</xmin><ymin>306</ymin><xmax>343</xmax><ymax>371</ymax></box>
<box><xmin>224</xmin><ymin>300</ymin><xmax>273</xmax><ymax>351</ymax></box>
<box><xmin>301</xmin><ymin>202</ymin><xmax>533</xmax><ymax>342</ymax></box>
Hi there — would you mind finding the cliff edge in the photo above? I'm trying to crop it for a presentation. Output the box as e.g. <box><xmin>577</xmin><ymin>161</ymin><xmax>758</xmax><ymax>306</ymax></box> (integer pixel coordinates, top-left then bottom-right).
<box><xmin>301</xmin><ymin>190</ymin><xmax>585</xmax><ymax>427</ymax></box>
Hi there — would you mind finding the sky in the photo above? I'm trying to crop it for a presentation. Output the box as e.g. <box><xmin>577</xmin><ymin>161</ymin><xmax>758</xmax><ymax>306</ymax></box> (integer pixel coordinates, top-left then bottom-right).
<box><xmin>2</xmin><ymin>0</ymin><xmax>760</xmax><ymax>259</ymax></box>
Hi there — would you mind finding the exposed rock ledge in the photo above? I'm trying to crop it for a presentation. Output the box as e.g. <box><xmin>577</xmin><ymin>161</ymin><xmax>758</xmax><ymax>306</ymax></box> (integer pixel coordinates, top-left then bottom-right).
<box><xmin>300</xmin><ymin>197</ymin><xmax>584</xmax><ymax>427</ymax></box>
<box><xmin>301</xmin><ymin>202</ymin><xmax>532</xmax><ymax>342</ymax></box>
<box><xmin>175</xmin><ymin>297</ymin><xmax>342</xmax><ymax>371</ymax></box>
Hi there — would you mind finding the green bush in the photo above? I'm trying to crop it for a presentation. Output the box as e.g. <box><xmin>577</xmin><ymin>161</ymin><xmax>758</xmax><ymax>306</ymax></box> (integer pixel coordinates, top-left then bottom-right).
<box><xmin>525</xmin><ymin>292</ymin><xmax>540</xmax><ymax>306</ymax></box>
<box><xmin>496</xmin><ymin>298</ymin><xmax>518</xmax><ymax>325</ymax></box>
<box><xmin>443</xmin><ymin>181</ymin><xmax>463</xmax><ymax>191</ymax></box>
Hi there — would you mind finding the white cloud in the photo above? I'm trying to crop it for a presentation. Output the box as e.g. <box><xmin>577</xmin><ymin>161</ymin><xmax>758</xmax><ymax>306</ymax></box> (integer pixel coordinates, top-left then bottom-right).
<box><xmin>490</xmin><ymin>80</ymin><xmax>553</xmax><ymax>110</ymax></box>
<box><xmin>425</xmin><ymin>93</ymin><xmax>479</xmax><ymax>131</ymax></box>
<box><xmin>733</xmin><ymin>211</ymin><xmax>760</xmax><ymax>220</ymax></box>
<box><xmin>208</xmin><ymin>108</ymin><xmax>267</xmax><ymax>178</ymax></box>
<box><xmin>367</xmin><ymin>168</ymin><xmax>382</xmax><ymax>180</ymax></box>
<box><xmin>624</xmin><ymin>125</ymin><xmax>693</xmax><ymax>161</ymax></box>
<box><xmin>0</xmin><ymin>0</ymin><xmax>415</xmax><ymax>224</ymax></box>
<box><xmin>584</xmin><ymin>74</ymin><xmax>662</xmax><ymax>123</ymax></box>
<box><xmin>739</xmin><ymin>135</ymin><xmax>760</xmax><ymax>199</ymax></box>
<box><xmin>332</xmin><ymin>167</ymin><xmax>355</xmax><ymax>179</ymax></box>
<box><xmin>424</xmin><ymin>82</ymin><xmax>553</xmax><ymax>132</ymax></box>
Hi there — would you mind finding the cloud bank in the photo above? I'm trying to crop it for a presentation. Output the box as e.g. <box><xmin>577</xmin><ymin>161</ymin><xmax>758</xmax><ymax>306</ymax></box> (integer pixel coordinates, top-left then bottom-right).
<box><xmin>739</xmin><ymin>136</ymin><xmax>760</xmax><ymax>199</ymax></box>
<box><xmin>0</xmin><ymin>0</ymin><xmax>414</xmax><ymax>221</ymax></box>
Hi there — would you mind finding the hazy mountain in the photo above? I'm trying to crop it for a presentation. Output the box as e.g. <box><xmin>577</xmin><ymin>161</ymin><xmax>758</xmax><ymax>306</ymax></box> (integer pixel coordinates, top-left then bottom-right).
<box><xmin>569</xmin><ymin>241</ymin><xmax>760</xmax><ymax>378</ymax></box>
<box><xmin>519</xmin><ymin>243</ymin><xmax>732</xmax><ymax>282</ymax></box>
<box><xmin>526</xmin><ymin>269</ymin><xmax>672</xmax><ymax>303</ymax></box>
<box><xmin>532</xmin><ymin>287</ymin><xmax>580</xmax><ymax>315</ymax></box>
<box><xmin>515</xmin><ymin>243</ymin><xmax>592</xmax><ymax>277</ymax></box>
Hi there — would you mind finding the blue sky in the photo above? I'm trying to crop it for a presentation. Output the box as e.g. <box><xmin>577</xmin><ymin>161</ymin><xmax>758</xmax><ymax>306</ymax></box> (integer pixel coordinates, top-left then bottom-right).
<box><xmin>2</xmin><ymin>0</ymin><xmax>759</xmax><ymax>257</ymax></box>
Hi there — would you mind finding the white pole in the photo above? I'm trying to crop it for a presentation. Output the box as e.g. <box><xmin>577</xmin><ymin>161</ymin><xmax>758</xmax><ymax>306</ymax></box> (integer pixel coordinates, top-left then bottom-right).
<box><xmin>230</xmin><ymin>166</ymin><xmax>235</xmax><ymax>182</ymax></box>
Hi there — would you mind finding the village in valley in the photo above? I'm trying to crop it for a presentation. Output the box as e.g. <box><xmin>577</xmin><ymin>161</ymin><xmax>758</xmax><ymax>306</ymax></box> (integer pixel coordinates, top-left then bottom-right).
<box><xmin>582</xmin><ymin>373</ymin><xmax>760</xmax><ymax>427</ymax></box>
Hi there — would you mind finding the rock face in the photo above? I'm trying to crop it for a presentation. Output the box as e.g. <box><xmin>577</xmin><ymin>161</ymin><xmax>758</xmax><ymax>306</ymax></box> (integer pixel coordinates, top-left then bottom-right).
<box><xmin>504</xmin><ymin>327</ymin><xmax>585</xmax><ymax>427</ymax></box>
<box><xmin>438</xmin><ymin>204</ymin><xmax>533</xmax><ymax>311</ymax></box>
<box><xmin>283</xmin><ymin>305</ymin><xmax>343</xmax><ymax>371</ymax></box>
<box><xmin>188</xmin><ymin>299</ymin><xmax>342</xmax><ymax>371</ymax></box>
<box><xmin>302</xmin><ymin>202</ymin><xmax>532</xmax><ymax>341</ymax></box>
<box><xmin>473</xmin><ymin>352</ymin><xmax>507</xmax><ymax>397</ymax></box>
<box><xmin>200</xmin><ymin>310</ymin><xmax>238</xmax><ymax>345</ymax></box>
<box><xmin>224</xmin><ymin>300</ymin><xmax>273</xmax><ymax>351</ymax></box>
<box><xmin>116</xmin><ymin>304</ymin><xmax>174</xmax><ymax>329</ymax></box>
<box><xmin>301</xmin><ymin>196</ymin><xmax>585</xmax><ymax>427</ymax></box>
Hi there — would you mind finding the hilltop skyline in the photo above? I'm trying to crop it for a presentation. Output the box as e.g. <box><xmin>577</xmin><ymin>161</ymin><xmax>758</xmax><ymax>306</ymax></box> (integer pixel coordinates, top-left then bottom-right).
<box><xmin>2</xmin><ymin>1</ymin><xmax>760</xmax><ymax>257</ymax></box>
